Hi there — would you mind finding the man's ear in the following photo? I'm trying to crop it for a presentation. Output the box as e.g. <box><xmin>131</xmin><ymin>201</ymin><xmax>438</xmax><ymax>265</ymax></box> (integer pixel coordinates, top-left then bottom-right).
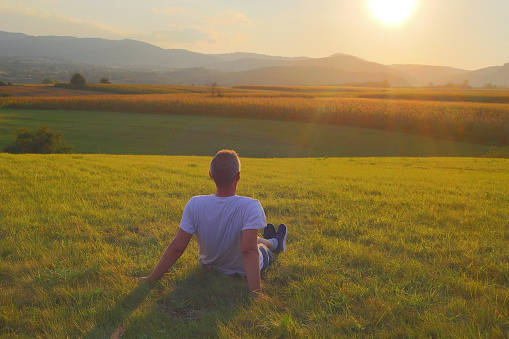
<box><xmin>235</xmin><ymin>172</ymin><xmax>241</xmax><ymax>182</ymax></box>
<box><xmin>209</xmin><ymin>171</ymin><xmax>213</xmax><ymax>180</ymax></box>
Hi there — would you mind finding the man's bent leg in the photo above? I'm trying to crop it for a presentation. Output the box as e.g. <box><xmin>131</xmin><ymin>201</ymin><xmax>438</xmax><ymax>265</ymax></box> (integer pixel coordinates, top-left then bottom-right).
<box><xmin>258</xmin><ymin>237</ymin><xmax>279</xmax><ymax>251</ymax></box>
<box><xmin>257</xmin><ymin>237</ymin><xmax>272</xmax><ymax>249</ymax></box>
<box><xmin>258</xmin><ymin>244</ymin><xmax>274</xmax><ymax>272</ymax></box>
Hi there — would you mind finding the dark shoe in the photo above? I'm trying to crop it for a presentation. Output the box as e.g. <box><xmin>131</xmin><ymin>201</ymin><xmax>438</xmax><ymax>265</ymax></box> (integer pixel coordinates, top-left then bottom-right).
<box><xmin>263</xmin><ymin>223</ymin><xmax>277</xmax><ymax>239</ymax></box>
<box><xmin>275</xmin><ymin>224</ymin><xmax>287</xmax><ymax>253</ymax></box>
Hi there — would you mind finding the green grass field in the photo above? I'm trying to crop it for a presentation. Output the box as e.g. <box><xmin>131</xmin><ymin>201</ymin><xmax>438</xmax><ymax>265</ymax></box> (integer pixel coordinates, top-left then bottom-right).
<box><xmin>1</xmin><ymin>84</ymin><xmax>508</xmax><ymax>337</ymax></box>
<box><xmin>0</xmin><ymin>108</ymin><xmax>492</xmax><ymax>157</ymax></box>
<box><xmin>1</xmin><ymin>154</ymin><xmax>508</xmax><ymax>337</ymax></box>
<box><xmin>4</xmin><ymin>91</ymin><xmax>508</xmax><ymax>146</ymax></box>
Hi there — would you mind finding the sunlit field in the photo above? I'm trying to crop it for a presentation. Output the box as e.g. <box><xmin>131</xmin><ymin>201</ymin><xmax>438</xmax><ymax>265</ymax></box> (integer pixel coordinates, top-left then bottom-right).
<box><xmin>1</xmin><ymin>154</ymin><xmax>508</xmax><ymax>338</ymax></box>
<box><xmin>53</xmin><ymin>83</ymin><xmax>234</xmax><ymax>95</ymax></box>
<box><xmin>0</xmin><ymin>108</ymin><xmax>492</xmax><ymax>157</ymax></box>
<box><xmin>2</xmin><ymin>85</ymin><xmax>508</xmax><ymax>146</ymax></box>
<box><xmin>234</xmin><ymin>85</ymin><xmax>509</xmax><ymax>103</ymax></box>
<box><xmin>360</xmin><ymin>89</ymin><xmax>509</xmax><ymax>104</ymax></box>
<box><xmin>1</xmin><ymin>84</ymin><xmax>508</xmax><ymax>337</ymax></box>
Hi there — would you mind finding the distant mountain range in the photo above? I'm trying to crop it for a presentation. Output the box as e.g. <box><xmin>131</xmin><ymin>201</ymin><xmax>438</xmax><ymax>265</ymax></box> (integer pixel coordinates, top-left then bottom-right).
<box><xmin>1</xmin><ymin>31</ymin><xmax>507</xmax><ymax>87</ymax></box>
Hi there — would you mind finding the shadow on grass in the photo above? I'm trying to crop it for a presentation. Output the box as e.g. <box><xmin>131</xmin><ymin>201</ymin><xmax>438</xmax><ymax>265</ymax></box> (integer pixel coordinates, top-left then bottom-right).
<box><xmin>129</xmin><ymin>268</ymin><xmax>250</xmax><ymax>337</ymax></box>
<box><xmin>84</xmin><ymin>268</ymin><xmax>250</xmax><ymax>338</ymax></box>
<box><xmin>83</xmin><ymin>282</ymin><xmax>155</xmax><ymax>339</ymax></box>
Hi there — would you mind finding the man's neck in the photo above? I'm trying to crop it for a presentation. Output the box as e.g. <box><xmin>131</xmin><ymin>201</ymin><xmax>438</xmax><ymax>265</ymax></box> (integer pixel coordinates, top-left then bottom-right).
<box><xmin>215</xmin><ymin>185</ymin><xmax>237</xmax><ymax>197</ymax></box>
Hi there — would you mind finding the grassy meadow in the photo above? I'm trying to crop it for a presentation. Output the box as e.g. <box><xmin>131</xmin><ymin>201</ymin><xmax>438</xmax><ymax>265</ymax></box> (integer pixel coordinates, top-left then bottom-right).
<box><xmin>0</xmin><ymin>154</ymin><xmax>508</xmax><ymax>338</ymax></box>
<box><xmin>0</xmin><ymin>108</ymin><xmax>493</xmax><ymax>157</ymax></box>
<box><xmin>2</xmin><ymin>87</ymin><xmax>509</xmax><ymax>146</ymax></box>
<box><xmin>1</xmin><ymin>84</ymin><xmax>508</xmax><ymax>337</ymax></box>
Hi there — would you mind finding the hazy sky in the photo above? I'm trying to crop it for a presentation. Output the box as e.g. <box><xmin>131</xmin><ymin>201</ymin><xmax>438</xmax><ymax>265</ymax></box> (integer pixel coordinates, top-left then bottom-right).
<box><xmin>1</xmin><ymin>0</ymin><xmax>507</xmax><ymax>70</ymax></box>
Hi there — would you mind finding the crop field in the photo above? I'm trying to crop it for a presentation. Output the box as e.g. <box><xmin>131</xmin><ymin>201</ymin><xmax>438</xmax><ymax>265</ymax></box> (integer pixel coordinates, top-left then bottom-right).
<box><xmin>233</xmin><ymin>85</ymin><xmax>509</xmax><ymax>102</ymax></box>
<box><xmin>232</xmin><ymin>85</ymin><xmax>372</xmax><ymax>94</ymax></box>
<box><xmin>0</xmin><ymin>154</ymin><xmax>508</xmax><ymax>338</ymax></box>
<box><xmin>359</xmin><ymin>89</ymin><xmax>509</xmax><ymax>104</ymax></box>
<box><xmin>53</xmin><ymin>83</ymin><xmax>232</xmax><ymax>95</ymax></box>
<box><xmin>0</xmin><ymin>84</ymin><xmax>116</xmax><ymax>97</ymax></box>
<box><xmin>2</xmin><ymin>89</ymin><xmax>509</xmax><ymax>146</ymax></box>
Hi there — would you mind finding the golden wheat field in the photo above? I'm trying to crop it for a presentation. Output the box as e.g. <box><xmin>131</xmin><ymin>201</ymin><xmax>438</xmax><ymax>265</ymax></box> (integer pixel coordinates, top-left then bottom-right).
<box><xmin>2</xmin><ymin>85</ymin><xmax>508</xmax><ymax>146</ymax></box>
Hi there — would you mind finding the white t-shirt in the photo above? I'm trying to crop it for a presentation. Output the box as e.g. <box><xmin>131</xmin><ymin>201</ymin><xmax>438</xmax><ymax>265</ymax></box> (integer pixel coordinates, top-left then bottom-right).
<box><xmin>179</xmin><ymin>194</ymin><xmax>267</xmax><ymax>275</ymax></box>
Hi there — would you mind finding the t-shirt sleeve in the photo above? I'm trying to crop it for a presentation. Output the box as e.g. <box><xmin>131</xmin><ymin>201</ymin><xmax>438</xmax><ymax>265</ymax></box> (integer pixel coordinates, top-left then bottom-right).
<box><xmin>179</xmin><ymin>198</ymin><xmax>196</xmax><ymax>234</ymax></box>
<box><xmin>242</xmin><ymin>200</ymin><xmax>267</xmax><ymax>231</ymax></box>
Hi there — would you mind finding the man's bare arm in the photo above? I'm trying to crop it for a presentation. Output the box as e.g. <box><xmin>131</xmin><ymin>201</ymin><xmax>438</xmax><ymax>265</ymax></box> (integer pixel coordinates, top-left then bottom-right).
<box><xmin>141</xmin><ymin>228</ymin><xmax>193</xmax><ymax>282</ymax></box>
<box><xmin>241</xmin><ymin>229</ymin><xmax>262</xmax><ymax>297</ymax></box>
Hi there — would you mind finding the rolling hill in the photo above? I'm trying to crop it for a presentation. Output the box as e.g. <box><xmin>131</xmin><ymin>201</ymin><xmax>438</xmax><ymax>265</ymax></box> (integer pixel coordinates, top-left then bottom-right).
<box><xmin>197</xmin><ymin>65</ymin><xmax>411</xmax><ymax>87</ymax></box>
<box><xmin>389</xmin><ymin>64</ymin><xmax>469</xmax><ymax>85</ymax></box>
<box><xmin>443</xmin><ymin>63</ymin><xmax>509</xmax><ymax>87</ymax></box>
<box><xmin>0</xmin><ymin>31</ymin><xmax>220</xmax><ymax>69</ymax></box>
<box><xmin>0</xmin><ymin>30</ymin><xmax>507</xmax><ymax>87</ymax></box>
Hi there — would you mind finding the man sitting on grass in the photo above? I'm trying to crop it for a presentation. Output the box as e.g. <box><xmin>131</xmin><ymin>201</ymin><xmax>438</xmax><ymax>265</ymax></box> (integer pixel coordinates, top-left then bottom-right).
<box><xmin>140</xmin><ymin>149</ymin><xmax>287</xmax><ymax>298</ymax></box>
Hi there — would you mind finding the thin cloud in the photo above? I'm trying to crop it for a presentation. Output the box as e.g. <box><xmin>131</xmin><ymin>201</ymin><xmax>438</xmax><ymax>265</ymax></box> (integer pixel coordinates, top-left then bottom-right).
<box><xmin>0</xmin><ymin>3</ymin><xmax>254</xmax><ymax>53</ymax></box>
<box><xmin>0</xmin><ymin>3</ymin><xmax>127</xmax><ymax>38</ymax></box>
<box><xmin>139</xmin><ymin>10</ymin><xmax>253</xmax><ymax>51</ymax></box>
<box><xmin>152</xmin><ymin>7</ymin><xmax>187</xmax><ymax>16</ymax></box>
<box><xmin>208</xmin><ymin>11</ymin><xmax>253</xmax><ymax>26</ymax></box>
<box><xmin>134</xmin><ymin>27</ymin><xmax>214</xmax><ymax>46</ymax></box>
<box><xmin>192</xmin><ymin>11</ymin><xmax>253</xmax><ymax>48</ymax></box>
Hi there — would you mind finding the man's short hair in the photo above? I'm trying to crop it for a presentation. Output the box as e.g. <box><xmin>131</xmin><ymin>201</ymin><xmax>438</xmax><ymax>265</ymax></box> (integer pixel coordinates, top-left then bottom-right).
<box><xmin>210</xmin><ymin>149</ymin><xmax>241</xmax><ymax>186</ymax></box>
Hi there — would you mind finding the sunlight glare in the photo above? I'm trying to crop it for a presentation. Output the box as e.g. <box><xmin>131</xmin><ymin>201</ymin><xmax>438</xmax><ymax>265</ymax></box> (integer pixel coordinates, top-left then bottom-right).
<box><xmin>368</xmin><ymin>0</ymin><xmax>416</xmax><ymax>24</ymax></box>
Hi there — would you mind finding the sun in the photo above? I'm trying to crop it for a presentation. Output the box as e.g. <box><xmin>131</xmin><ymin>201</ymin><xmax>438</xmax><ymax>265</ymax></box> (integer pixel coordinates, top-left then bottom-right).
<box><xmin>368</xmin><ymin>0</ymin><xmax>416</xmax><ymax>24</ymax></box>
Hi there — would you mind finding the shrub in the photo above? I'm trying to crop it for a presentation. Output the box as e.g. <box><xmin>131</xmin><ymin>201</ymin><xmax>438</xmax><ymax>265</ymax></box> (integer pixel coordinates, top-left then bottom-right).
<box><xmin>40</xmin><ymin>77</ymin><xmax>59</xmax><ymax>84</ymax></box>
<box><xmin>3</xmin><ymin>125</ymin><xmax>74</xmax><ymax>154</ymax></box>
<box><xmin>99</xmin><ymin>77</ymin><xmax>111</xmax><ymax>84</ymax></box>
<box><xmin>0</xmin><ymin>80</ymin><xmax>7</xmax><ymax>86</ymax></box>
<box><xmin>482</xmin><ymin>146</ymin><xmax>509</xmax><ymax>158</ymax></box>
<box><xmin>70</xmin><ymin>73</ymin><xmax>86</xmax><ymax>86</ymax></box>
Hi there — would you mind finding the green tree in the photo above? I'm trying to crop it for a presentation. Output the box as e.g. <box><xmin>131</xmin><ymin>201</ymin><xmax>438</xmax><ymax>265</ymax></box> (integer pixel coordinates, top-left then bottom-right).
<box><xmin>40</xmin><ymin>77</ymin><xmax>59</xmax><ymax>84</ymax></box>
<box><xmin>99</xmin><ymin>77</ymin><xmax>111</xmax><ymax>84</ymax></box>
<box><xmin>70</xmin><ymin>73</ymin><xmax>86</xmax><ymax>86</ymax></box>
<box><xmin>3</xmin><ymin>125</ymin><xmax>74</xmax><ymax>154</ymax></box>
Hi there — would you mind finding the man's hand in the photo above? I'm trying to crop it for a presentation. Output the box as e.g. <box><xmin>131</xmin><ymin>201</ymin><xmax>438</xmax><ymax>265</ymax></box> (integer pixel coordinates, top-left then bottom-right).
<box><xmin>252</xmin><ymin>291</ymin><xmax>271</xmax><ymax>301</ymax></box>
<box><xmin>136</xmin><ymin>276</ymin><xmax>159</xmax><ymax>285</ymax></box>
<box><xmin>138</xmin><ymin>276</ymin><xmax>156</xmax><ymax>284</ymax></box>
